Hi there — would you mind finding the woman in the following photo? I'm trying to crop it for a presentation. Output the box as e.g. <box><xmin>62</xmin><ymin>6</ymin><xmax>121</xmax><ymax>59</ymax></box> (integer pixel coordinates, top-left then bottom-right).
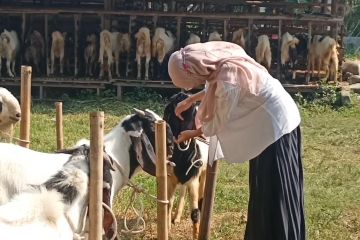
<box><xmin>168</xmin><ymin>41</ymin><xmax>305</xmax><ymax>240</ymax></box>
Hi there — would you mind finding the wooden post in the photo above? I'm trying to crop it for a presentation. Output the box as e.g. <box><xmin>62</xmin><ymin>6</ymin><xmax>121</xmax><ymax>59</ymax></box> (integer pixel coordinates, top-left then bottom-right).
<box><xmin>306</xmin><ymin>22</ymin><xmax>312</xmax><ymax>84</ymax></box>
<box><xmin>21</xmin><ymin>13</ymin><xmax>26</xmax><ymax>66</ymax></box>
<box><xmin>116</xmin><ymin>85</ymin><xmax>122</xmax><ymax>100</ymax></box>
<box><xmin>19</xmin><ymin>66</ymin><xmax>32</xmax><ymax>148</ymax></box>
<box><xmin>247</xmin><ymin>19</ymin><xmax>253</xmax><ymax>54</ymax></box>
<box><xmin>176</xmin><ymin>17</ymin><xmax>181</xmax><ymax>49</ymax></box>
<box><xmin>331</xmin><ymin>0</ymin><xmax>337</xmax><ymax>16</ymax></box>
<box><xmin>55</xmin><ymin>102</ymin><xmax>64</xmax><ymax>150</ymax></box>
<box><xmin>89</xmin><ymin>111</ymin><xmax>104</xmax><ymax>240</ymax></box>
<box><xmin>223</xmin><ymin>19</ymin><xmax>228</xmax><ymax>41</ymax></box>
<box><xmin>126</xmin><ymin>16</ymin><xmax>134</xmax><ymax>78</ymax></box>
<box><xmin>155</xmin><ymin>120</ymin><xmax>168</xmax><ymax>240</ymax></box>
<box><xmin>45</xmin><ymin>14</ymin><xmax>50</xmax><ymax>76</ymax></box>
<box><xmin>74</xmin><ymin>14</ymin><xmax>80</xmax><ymax>77</ymax></box>
<box><xmin>277</xmin><ymin>19</ymin><xmax>282</xmax><ymax>81</ymax></box>
<box><xmin>198</xmin><ymin>161</ymin><xmax>219</xmax><ymax>240</ymax></box>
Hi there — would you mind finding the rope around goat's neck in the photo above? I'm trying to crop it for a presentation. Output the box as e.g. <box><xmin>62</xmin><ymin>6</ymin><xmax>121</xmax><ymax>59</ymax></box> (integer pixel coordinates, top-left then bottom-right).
<box><xmin>0</xmin><ymin>128</ymin><xmax>30</xmax><ymax>144</ymax></box>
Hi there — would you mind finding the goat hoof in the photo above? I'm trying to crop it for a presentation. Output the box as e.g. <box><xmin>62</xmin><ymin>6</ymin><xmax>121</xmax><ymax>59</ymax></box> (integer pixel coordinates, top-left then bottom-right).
<box><xmin>172</xmin><ymin>218</ymin><xmax>180</xmax><ymax>225</ymax></box>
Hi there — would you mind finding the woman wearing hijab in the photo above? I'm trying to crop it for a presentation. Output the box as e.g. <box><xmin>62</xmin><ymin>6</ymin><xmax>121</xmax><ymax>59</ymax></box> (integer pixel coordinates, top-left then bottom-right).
<box><xmin>168</xmin><ymin>41</ymin><xmax>305</xmax><ymax>240</ymax></box>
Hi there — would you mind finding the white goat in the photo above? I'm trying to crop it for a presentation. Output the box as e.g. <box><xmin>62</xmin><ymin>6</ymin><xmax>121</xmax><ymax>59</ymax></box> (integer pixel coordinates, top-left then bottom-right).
<box><xmin>208</xmin><ymin>31</ymin><xmax>222</xmax><ymax>41</ymax></box>
<box><xmin>281</xmin><ymin>32</ymin><xmax>299</xmax><ymax>68</ymax></box>
<box><xmin>0</xmin><ymin>29</ymin><xmax>20</xmax><ymax>77</ymax></box>
<box><xmin>0</xmin><ymin>144</ymin><xmax>115</xmax><ymax>239</ymax></box>
<box><xmin>99</xmin><ymin>29</ymin><xmax>113</xmax><ymax>79</ymax></box>
<box><xmin>309</xmin><ymin>35</ymin><xmax>338</xmax><ymax>81</ymax></box>
<box><xmin>232</xmin><ymin>28</ymin><xmax>246</xmax><ymax>49</ymax></box>
<box><xmin>50</xmin><ymin>31</ymin><xmax>65</xmax><ymax>75</ymax></box>
<box><xmin>0</xmin><ymin>87</ymin><xmax>21</xmax><ymax>142</ymax></box>
<box><xmin>186</xmin><ymin>33</ymin><xmax>201</xmax><ymax>46</ymax></box>
<box><xmin>255</xmin><ymin>34</ymin><xmax>272</xmax><ymax>70</ymax></box>
<box><xmin>152</xmin><ymin>27</ymin><xmax>176</xmax><ymax>64</ymax></box>
<box><xmin>84</xmin><ymin>33</ymin><xmax>98</xmax><ymax>77</ymax></box>
<box><xmin>135</xmin><ymin>27</ymin><xmax>151</xmax><ymax>80</ymax></box>
<box><xmin>0</xmin><ymin>145</ymin><xmax>96</xmax><ymax>240</ymax></box>
<box><xmin>111</xmin><ymin>32</ymin><xmax>131</xmax><ymax>77</ymax></box>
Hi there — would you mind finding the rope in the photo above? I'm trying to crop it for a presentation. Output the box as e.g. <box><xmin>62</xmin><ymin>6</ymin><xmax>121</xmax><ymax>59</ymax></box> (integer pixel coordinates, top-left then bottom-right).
<box><xmin>176</xmin><ymin>138</ymin><xmax>192</xmax><ymax>151</ymax></box>
<box><xmin>176</xmin><ymin>137</ymin><xmax>205</xmax><ymax>176</ymax></box>
<box><xmin>0</xmin><ymin>129</ymin><xmax>30</xmax><ymax>144</ymax></box>
<box><xmin>120</xmin><ymin>181</ymin><xmax>170</xmax><ymax>235</ymax></box>
<box><xmin>102</xmin><ymin>202</ymin><xmax>118</xmax><ymax>240</ymax></box>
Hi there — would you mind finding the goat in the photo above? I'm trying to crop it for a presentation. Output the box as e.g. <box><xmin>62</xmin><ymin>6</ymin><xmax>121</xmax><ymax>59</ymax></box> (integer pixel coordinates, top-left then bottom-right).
<box><xmin>281</xmin><ymin>32</ymin><xmax>299</xmax><ymax>69</ymax></box>
<box><xmin>280</xmin><ymin>32</ymin><xmax>300</xmax><ymax>78</ymax></box>
<box><xmin>99</xmin><ymin>29</ymin><xmax>113</xmax><ymax>79</ymax></box>
<box><xmin>84</xmin><ymin>33</ymin><xmax>98</xmax><ymax>77</ymax></box>
<box><xmin>342</xmin><ymin>61</ymin><xmax>360</xmax><ymax>76</ymax></box>
<box><xmin>0</xmin><ymin>87</ymin><xmax>21</xmax><ymax>142</ymax></box>
<box><xmin>208</xmin><ymin>31</ymin><xmax>222</xmax><ymax>41</ymax></box>
<box><xmin>163</xmin><ymin>92</ymin><xmax>208</xmax><ymax>240</ymax></box>
<box><xmin>50</xmin><ymin>31</ymin><xmax>65</xmax><ymax>75</ymax></box>
<box><xmin>24</xmin><ymin>30</ymin><xmax>45</xmax><ymax>74</ymax></box>
<box><xmin>74</xmin><ymin>108</ymin><xmax>175</xmax><ymax>239</ymax></box>
<box><xmin>186</xmin><ymin>33</ymin><xmax>201</xmax><ymax>46</ymax></box>
<box><xmin>309</xmin><ymin>35</ymin><xmax>338</xmax><ymax>81</ymax></box>
<box><xmin>0</xmin><ymin>29</ymin><xmax>20</xmax><ymax>77</ymax></box>
<box><xmin>255</xmin><ymin>34</ymin><xmax>272</xmax><ymax>70</ymax></box>
<box><xmin>0</xmin><ymin>145</ymin><xmax>114</xmax><ymax>240</ymax></box>
<box><xmin>112</xmin><ymin>32</ymin><xmax>131</xmax><ymax>78</ymax></box>
<box><xmin>152</xmin><ymin>27</ymin><xmax>176</xmax><ymax>65</ymax></box>
<box><xmin>135</xmin><ymin>27</ymin><xmax>151</xmax><ymax>80</ymax></box>
<box><xmin>232</xmin><ymin>28</ymin><xmax>246</xmax><ymax>49</ymax></box>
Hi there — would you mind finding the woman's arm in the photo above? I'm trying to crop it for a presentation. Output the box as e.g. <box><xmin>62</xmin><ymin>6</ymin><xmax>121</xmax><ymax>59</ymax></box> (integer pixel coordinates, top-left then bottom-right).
<box><xmin>175</xmin><ymin>89</ymin><xmax>205</xmax><ymax>120</ymax></box>
<box><xmin>175</xmin><ymin>128</ymin><xmax>203</xmax><ymax>144</ymax></box>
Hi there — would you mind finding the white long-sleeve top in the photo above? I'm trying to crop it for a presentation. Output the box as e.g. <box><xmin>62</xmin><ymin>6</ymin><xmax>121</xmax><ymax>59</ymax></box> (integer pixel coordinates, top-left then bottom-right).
<box><xmin>202</xmin><ymin>71</ymin><xmax>301</xmax><ymax>164</ymax></box>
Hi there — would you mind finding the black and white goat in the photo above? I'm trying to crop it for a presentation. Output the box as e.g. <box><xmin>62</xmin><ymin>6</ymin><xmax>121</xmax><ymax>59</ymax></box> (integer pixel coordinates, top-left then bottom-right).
<box><xmin>163</xmin><ymin>92</ymin><xmax>208</xmax><ymax>240</ymax></box>
<box><xmin>0</xmin><ymin>145</ymin><xmax>114</xmax><ymax>240</ymax></box>
<box><xmin>75</xmin><ymin>108</ymin><xmax>174</xmax><ymax>239</ymax></box>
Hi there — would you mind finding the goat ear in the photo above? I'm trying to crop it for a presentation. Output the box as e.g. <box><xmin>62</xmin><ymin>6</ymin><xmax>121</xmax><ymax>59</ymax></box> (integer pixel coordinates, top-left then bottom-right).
<box><xmin>131</xmin><ymin>133</ymin><xmax>156</xmax><ymax>176</ymax></box>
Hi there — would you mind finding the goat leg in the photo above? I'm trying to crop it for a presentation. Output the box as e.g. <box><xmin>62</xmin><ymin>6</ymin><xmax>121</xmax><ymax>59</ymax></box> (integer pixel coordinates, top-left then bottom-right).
<box><xmin>188</xmin><ymin>180</ymin><xmax>200</xmax><ymax>240</ymax></box>
<box><xmin>115</xmin><ymin>51</ymin><xmax>120</xmax><ymax>78</ymax></box>
<box><xmin>50</xmin><ymin>51</ymin><xmax>55</xmax><ymax>75</ymax></box>
<box><xmin>136</xmin><ymin>55</ymin><xmax>141</xmax><ymax>79</ymax></box>
<box><xmin>173</xmin><ymin>185</ymin><xmax>186</xmax><ymax>224</ymax></box>
<box><xmin>145</xmin><ymin>56</ymin><xmax>150</xmax><ymax>80</ymax></box>
<box><xmin>11</xmin><ymin>59</ymin><xmax>16</xmax><ymax>77</ymax></box>
<box><xmin>6</xmin><ymin>59</ymin><xmax>14</xmax><ymax>77</ymax></box>
<box><xmin>0</xmin><ymin>57</ymin><xmax>2</xmax><ymax>77</ymax></box>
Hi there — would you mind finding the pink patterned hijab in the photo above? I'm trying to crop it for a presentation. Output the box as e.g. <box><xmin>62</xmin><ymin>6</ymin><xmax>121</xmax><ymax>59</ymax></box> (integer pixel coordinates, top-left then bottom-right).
<box><xmin>168</xmin><ymin>41</ymin><xmax>268</xmax><ymax>125</ymax></box>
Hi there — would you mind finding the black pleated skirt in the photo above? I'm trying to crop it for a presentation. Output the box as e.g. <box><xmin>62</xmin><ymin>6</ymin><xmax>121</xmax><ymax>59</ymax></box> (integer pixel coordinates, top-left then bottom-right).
<box><xmin>245</xmin><ymin>126</ymin><xmax>306</xmax><ymax>240</ymax></box>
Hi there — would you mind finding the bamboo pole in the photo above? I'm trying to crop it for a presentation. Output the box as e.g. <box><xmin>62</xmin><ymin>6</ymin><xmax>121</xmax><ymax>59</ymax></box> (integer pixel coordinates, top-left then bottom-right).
<box><xmin>19</xmin><ymin>66</ymin><xmax>32</xmax><ymax>148</ymax></box>
<box><xmin>198</xmin><ymin>160</ymin><xmax>219</xmax><ymax>240</ymax></box>
<box><xmin>89</xmin><ymin>111</ymin><xmax>104</xmax><ymax>240</ymax></box>
<box><xmin>155</xmin><ymin>120</ymin><xmax>168</xmax><ymax>240</ymax></box>
<box><xmin>55</xmin><ymin>102</ymin><xmax>64</xmax><ymax>150</ymax></box>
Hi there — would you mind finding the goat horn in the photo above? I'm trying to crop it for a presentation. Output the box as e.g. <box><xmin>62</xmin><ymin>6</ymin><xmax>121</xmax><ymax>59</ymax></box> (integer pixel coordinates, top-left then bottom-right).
<box><xmin>133</xmin><ymin>108</ymin><xmax>145</xmax><ymax>116</ymax></box>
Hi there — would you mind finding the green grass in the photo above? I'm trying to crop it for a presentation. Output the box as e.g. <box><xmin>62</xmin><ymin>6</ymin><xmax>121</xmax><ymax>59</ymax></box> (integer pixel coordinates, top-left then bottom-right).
<box><xmin>8</xmin><ymin>94</ymin><xmax>360</xmax><ymax>240</ymax></box>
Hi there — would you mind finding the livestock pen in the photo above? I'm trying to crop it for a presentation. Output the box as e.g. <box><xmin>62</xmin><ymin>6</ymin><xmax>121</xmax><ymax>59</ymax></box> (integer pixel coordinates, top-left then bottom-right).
<box><xmin>0</xmin><ymin>0</ymin><xmax>347</xmax><ymax>99</ymax></box>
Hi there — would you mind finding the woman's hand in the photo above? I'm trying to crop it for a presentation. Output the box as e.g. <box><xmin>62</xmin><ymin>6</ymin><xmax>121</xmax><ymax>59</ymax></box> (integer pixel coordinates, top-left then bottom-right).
<box><xmin>175</xmin><ymin>99</ymin><xmax>193</xmax><ymax>121</ymax></box>
<box><xmin>175</xmin><ymin>129</ymin><xmax>203</xmax><ymax>144</ymax></box>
